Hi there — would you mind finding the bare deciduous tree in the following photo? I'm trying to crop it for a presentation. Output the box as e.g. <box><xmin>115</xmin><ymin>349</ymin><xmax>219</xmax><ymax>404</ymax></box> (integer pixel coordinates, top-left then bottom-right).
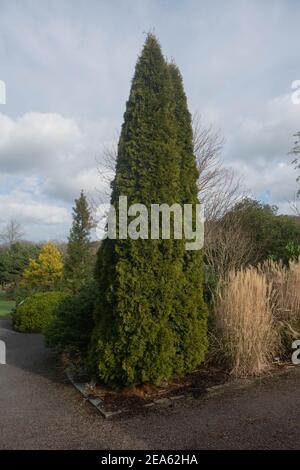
<box><xmin>204</xmin><ymin>212</ymin><xmax>254</xmax><ymax>280</ymax></box>
<box><xmin>0</xmin><ymin>219</ymin><xmax>25</xmax><ymax>246</ymax></box>
<box><xmin>192</xmin><ymin>113</ymin><xmax>251</xmax><ymax>280</ymax></box>
<box><xmin>193</xmin><ymin>111</ymin><xmax>224</xmax><ymax>196</ymax></box>
<box><xmin>289</xmin><ymin>131</ymin><xmax>300</xmax><ymax>192</ymax></box>
<box><xmin>202</xmin><ymin>167</ymin><xmax>245</xmax><ymax>221</ymax></box>
<box><xmin>289</xmin><ymin>193</ymin><xmax>300</xmax><ymax>217</ymax></box>
<box><xmin>193</xmin><ymin>112</ymin><xmax>245</xmax><ymax>220</ymax></box>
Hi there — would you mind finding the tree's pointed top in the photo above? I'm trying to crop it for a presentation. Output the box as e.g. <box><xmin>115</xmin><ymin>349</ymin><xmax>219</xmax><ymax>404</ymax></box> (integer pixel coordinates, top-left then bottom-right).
<box><xmin>168</xmin><ymin>57</ymin><xmax>179</xmax><ymax>69</ymax></box>
<box><xmin>136</xmin><ymin>32</ymin><xmax>164</xmax><ymax>67</ymax></box>
<box><xmin>143</xmin><ymin>32</ymin><xmax>161</xmax><ymax>49</ymax></box>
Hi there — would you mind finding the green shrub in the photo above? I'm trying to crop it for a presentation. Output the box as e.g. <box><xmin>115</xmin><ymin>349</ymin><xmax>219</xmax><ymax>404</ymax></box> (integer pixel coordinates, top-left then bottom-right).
<box><xmin>10</xmin><ymin>286</ymin><xmax>30</xmax><ymax>303</ymax></box>
<box><xmin>203</xmin><ymin>264</ymin><xmax>218</xmax><ymax>307</ymax></box>
<box><xmin>13</xmin><ymin>291</ymin><xmax>67</xmax><ymax>333</ymax></box>
<box><xmin>45</xmin><ymin>281</ymin><xmax>96</xmax><ymax>356</ymax></box>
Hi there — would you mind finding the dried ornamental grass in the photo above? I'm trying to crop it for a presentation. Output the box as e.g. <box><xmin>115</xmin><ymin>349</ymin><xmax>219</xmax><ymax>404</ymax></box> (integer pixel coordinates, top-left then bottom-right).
<box><xmin>213</xmin><ymin>267</ymin><xmax>278</xmax><ymax>377</ymax></box>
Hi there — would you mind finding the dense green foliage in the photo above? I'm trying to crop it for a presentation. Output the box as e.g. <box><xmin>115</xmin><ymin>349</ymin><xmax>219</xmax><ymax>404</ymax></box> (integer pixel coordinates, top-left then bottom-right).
<box><xmin>63</xmin><ymin>191</ymin><xmax>94</xmax><ymax>293</ymax></box>
<box><xmin>0</xmin><ymin>242</ymin><xmax>40</xmax><ymax>288</ymax></box>
<box><xmin>167</xmin><ymin>62</ymin><xmax>208</xmax><ymax>370</ymax></box>
<box><xmin>227</xmin><ymin>198</ymin><xmax>300</xmax><ymax>264</ymax></box>
<box><xmin>88</xmin><ymin>35</ymin><xmax>208</xmax><ymax>387</ymax></box>
<box><xmin>45</xmin><ymin>281</ymin><xmax>96</xmax><ymax>356</ymax></box>
<box><xmin>285</xmin><ymin>240</ymin><xmax>300</xmax><ymax>261</ymax></box>
<box><xmin>0</xmin><ymin>291</ymin><xmax>15</xmax><ymax>317</ymax></box>
<box><xmin>13</xmin><ymin>291</ymin><xmax>67</xmax><ymax>333</ymax></box>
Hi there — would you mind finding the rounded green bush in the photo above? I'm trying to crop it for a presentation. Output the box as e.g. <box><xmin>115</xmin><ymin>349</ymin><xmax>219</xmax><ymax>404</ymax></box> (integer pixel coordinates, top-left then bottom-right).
<box><xmin>13</xmin><ymin>291</ymin><xmax>67</xmax><ymax>333</ymax></box>
<box><xmin>45</xmin><ymin>281</ymin><xmax>96</xmax><ymax>356</ymax></box>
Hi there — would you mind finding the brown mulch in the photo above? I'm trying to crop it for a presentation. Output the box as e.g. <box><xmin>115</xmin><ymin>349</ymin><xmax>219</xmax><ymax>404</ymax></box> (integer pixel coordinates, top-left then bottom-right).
<box><xmin>84</xmin><ymin>367</ymin><xmax>229</xmax><ymax>413</ymax></box>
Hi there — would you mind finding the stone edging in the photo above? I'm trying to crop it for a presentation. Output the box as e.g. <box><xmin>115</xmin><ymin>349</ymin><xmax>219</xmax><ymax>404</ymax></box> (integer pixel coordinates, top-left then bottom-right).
<box><xmin>66</xmin><ymin>365</ymin><xmax>298</xmax><ymax>419</ymax></box>
<box><xmin>66</xmin><ymin>368</ymin><xmax>121</xmax><ymax>419</ymax></box>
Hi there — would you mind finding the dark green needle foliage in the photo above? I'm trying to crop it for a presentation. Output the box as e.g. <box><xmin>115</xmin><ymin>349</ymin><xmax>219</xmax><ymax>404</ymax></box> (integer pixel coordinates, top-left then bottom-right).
<box><xmin>88</xmin><ymin>34</ymin><xmax>208</xmax><ymax>388</ymax></box>
<box><xmin>64</xmin><ymin>190</ymin><xmax>93</xmax><ymax>293</ymax></box>
<box><xmin>168</xmin><ymin>62</ymin><xmax>208</xmax><ymax>373</ymax></box>
<box><xmin>45</xmin><ymin>281</ymin><xmax>97</xmax><ymax>357</ymax></box>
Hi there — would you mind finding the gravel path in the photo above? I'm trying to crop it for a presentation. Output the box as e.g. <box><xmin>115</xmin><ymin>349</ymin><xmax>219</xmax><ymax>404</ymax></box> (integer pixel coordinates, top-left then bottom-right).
<box><xmin>0</xmin><ymin>317</ymin><xmax>299</xmax><ymax>450</ymax></box>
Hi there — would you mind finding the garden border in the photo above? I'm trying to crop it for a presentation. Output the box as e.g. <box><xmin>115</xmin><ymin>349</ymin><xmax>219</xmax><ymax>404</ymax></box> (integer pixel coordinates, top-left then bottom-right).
<box><xmin>66</xmin><ymin>364</ymin><xmax>298</xmax><ymax>419</ymax></box>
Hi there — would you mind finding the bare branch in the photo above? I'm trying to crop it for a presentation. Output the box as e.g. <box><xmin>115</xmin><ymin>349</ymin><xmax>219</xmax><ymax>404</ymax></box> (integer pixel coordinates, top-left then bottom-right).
<box><xmin>289</xmin><ymin>193</ymin><xmax>300</xmax><ymax>217</ymax></box>
<box><xmin>193</xmin><ymin>112</ymin><xmax>225</xmax><ymax>197</ymax></box>
<box><xmin>204</xmin><ymin>210</ymin><xmax>255</xmax><ymax>280</ymax></box>
<box><xmin>193</xmin><ymin>112</ymin><xmax>246</xmax><ymax>221</ymax></box>
<box><xmin>0</xmin><ymin>219</ymin><xmax>25</xmax><ymax>246</ymax></box>
<box><xmin>193</xmin><ymin>113</ymin><xmax>250</xmax><ymax>280</ymax></box>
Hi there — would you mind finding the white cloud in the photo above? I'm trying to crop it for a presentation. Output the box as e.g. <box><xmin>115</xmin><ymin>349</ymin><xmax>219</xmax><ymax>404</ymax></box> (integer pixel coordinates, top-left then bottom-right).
<box><xmin>0</xmin><ymin>112</ymin><xmax>83</xmax><ymax>173</ymax></box>
<box><xmin>0</xmin><ymin>111</ymin><xmax>113</xmax><ymax>195</ymax></box>
<box><xmin>218</xmin><ymin>93</ymin><xmax>300</xmax><ymax>210</ymax></box>
<box><xmin>0</xmin><ymin>111</ymin><xmax>113</xmax><ymax>240</ymax></box>
<box><xmin>0</xmin><ymin>191</ymin><xmax>69</xmax><ymax>225</ymax></box>
<box><xmin>227</xmin><ymin>94</ymin><xmax>300</xmax><ymax>163</ymax></box>
<box><xmin>43</xmin><ymin>167</ymin><xmax>109</xmax><ymax>202</ymax></box>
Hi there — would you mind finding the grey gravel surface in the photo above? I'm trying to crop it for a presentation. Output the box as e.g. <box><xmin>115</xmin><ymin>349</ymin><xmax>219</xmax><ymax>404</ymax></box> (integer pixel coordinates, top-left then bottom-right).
<box><xmin>1</xmin><ymin>317</ymin><xmax>300</xmax><ymax>450</ymax></box>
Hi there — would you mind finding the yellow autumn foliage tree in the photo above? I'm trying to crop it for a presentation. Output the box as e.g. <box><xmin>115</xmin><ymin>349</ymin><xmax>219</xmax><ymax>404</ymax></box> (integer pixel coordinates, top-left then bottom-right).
<box><xmin>20</xmin><ymin>242</ymin><xmax>63</xmax><ymax>291</ymax></box>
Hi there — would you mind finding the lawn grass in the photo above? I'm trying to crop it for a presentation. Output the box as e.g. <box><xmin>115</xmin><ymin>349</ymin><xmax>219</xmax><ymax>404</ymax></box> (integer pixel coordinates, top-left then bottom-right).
<box><xmin>0</xmin><ymin>291</ymin><xmax>15</xmax><ymax>317</ymax></box>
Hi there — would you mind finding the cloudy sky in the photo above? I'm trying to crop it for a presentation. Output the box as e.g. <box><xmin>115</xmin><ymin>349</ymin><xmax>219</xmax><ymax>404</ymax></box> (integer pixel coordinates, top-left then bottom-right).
<box><xmin>0</xmin><ymin>0</ymin><xmax>300</xmax><ymax>241</ymax></box>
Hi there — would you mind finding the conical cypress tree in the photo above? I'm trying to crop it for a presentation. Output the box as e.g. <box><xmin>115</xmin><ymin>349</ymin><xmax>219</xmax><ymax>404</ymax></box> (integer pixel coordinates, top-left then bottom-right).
<box><xmin>89</xmin><ymin>35</ymin><xmax>207</xmax><ymax>387</ymax></box>
<box><xmin>64</xmin><ymin>190</ymin><xmax>93</xmax><ymax>293</ymax></box>
<box><xmin>168</xmin><ymin>62</ymin><xmax>208</xmax><ymax>373</ymax></box>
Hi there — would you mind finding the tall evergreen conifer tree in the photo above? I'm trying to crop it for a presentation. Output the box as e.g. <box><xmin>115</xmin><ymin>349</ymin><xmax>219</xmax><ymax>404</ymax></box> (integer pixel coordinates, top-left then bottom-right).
<box><xmin>89</xmin><ymin>35</ymin><xmax>207</xmax><ymax>387</ymax></box>
<box><xmin>64</xmin><ymin>190</ymin><xmax>93</xmax><ymax>293</ymax></box>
